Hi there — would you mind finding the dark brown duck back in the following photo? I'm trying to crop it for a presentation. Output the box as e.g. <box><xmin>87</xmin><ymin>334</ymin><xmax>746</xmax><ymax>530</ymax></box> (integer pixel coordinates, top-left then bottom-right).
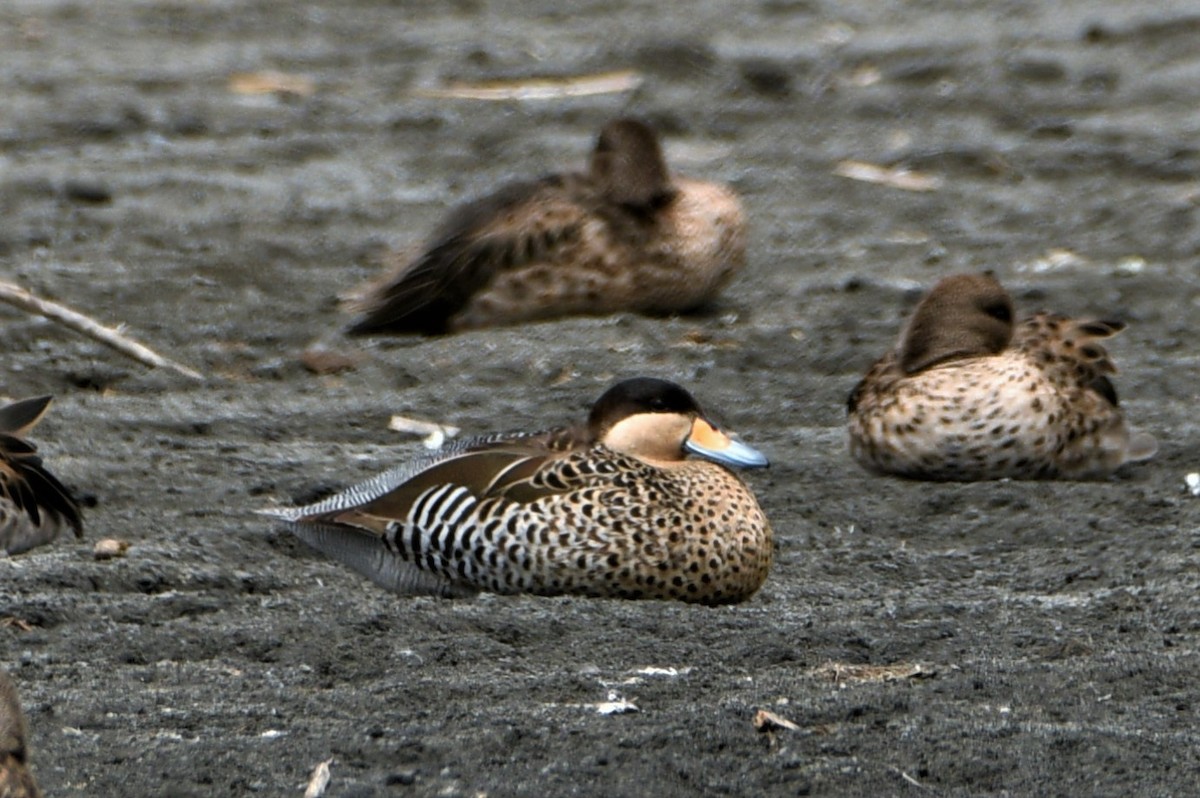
<box><xmin>346</xmin><ymin>118</ymin><xmax>745</xmax><ymax>335</ymax></box>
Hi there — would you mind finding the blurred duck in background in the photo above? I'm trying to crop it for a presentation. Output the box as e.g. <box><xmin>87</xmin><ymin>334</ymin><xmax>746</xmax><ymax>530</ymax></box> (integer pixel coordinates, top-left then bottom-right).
<box><xmin>346</xmin><ymin>118</ymin><xmax>746</xmax><ymax>335</ymax></box>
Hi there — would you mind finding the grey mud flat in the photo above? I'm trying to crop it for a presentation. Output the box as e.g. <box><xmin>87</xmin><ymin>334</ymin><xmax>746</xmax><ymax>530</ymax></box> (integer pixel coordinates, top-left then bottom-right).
<box><xmin>3</xmin><ymin>1</ymin><xmax>1200</xmax><ymax>795</ymax></box>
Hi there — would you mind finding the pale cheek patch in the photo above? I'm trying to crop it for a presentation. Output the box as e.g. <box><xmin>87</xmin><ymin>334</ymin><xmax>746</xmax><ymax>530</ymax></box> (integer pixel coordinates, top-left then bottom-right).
<box><xmin>603</xmin><ymin>413</ymin><xmax>692</xmax><ymax>461</ymax></box>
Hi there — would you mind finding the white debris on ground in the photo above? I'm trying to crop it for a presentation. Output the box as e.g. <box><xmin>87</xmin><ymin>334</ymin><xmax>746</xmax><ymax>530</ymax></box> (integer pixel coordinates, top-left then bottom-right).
<box><xmin>92</xmin><ymin>538</ymin><xmax>130</xmax><ymax>560</ymax></box>
<box><xmin>1185</xmin><ymin>473</ymin><xmax>1200</xmax><ymax>497</ymax></box>
<box><xmin>303</xmin><ymin>758</ymin><xmax>333</xmax><ymax>798</ymax></box>
<box><xmin>388</xmin><ymin>415</ymin><xmax>461</xmax><ymax>449</ymax></box>
<box><xmin>595</xmin><ymin>691</ymin><xmax>639</xmax><ymax>715</ymax></box>
<box><xmin>634</xmin><ymin>666</ymin><xmax>692</xmax><ymax>678</ymax></box>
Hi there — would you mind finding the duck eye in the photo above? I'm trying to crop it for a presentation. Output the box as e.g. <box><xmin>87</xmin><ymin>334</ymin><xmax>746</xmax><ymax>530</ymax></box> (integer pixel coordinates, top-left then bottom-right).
<box><xmin>983</xmin><ymin>301</ymin><xmax>1012</xmax><ymax>323</ymax></box>
<box><xmin>648</xmin><ymin>397</ymin><xmax>667</xmax><ymax>411</ymax></box>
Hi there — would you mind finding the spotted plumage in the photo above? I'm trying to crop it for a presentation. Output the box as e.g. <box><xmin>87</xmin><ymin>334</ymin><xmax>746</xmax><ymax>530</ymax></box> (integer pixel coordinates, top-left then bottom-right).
<box><xmin>345</xmin><ymin>118</ymin><xmax>745</xmax><ymax>335</ymax></box>
<box><xmin>847</xmin><ymin>273</ymin><xmax>1157</xmax><ymax>480</ymax></box>
<box><xmin>265</xmin><ymin>378</ymin><xmax>772</xmax><ymax>604</ymax></box>
<box><xmin>0</xmin><ymin>396</ymin><xmax>83</xmax><ymax>556</ymax></box>
<box><xmin>0</xmin><ymin>671</ymin><xmax>41</xmax><ymax>798</ymax></box>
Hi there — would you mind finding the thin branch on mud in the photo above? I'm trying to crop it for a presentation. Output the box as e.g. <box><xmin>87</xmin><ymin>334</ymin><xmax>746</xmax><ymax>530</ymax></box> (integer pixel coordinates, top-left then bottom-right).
<box><xmin>834</xmin><ymin>159</ymin><xmax>943</xmax><ymax>192</ymax></box>
<box><xmin>414</xmin><ymin>69</ymin><xmax>642</xmax><ymax>101</ymax></box>
<box><xmin>0</xmin><ymin>280</ymin><xmax>204</xmax><ymax>381</ymax></box>
<box><xmin>228</xmin><ymin>70</ymin><xmax>315</xmax><ymax>98</ymax></box>
<box><xmin>753</xmin><ymin>708</ymin><xmax>801</xmax><ymax>733</ymax></box>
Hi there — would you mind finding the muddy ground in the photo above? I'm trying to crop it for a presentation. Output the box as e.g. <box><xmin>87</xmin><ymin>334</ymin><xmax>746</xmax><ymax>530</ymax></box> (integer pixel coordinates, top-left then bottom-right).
<box><xmin>3</xmin><ymin>0</ymin><xmax>1200</xmax><ymax>795</ymax></box>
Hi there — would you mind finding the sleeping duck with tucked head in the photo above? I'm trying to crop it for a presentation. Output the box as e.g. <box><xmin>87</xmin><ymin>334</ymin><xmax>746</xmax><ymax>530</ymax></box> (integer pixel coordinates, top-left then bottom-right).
<box><xmin>265</xmin><ymin>378</ymin><xmax>773</xmax><ymax>605</ymax></box>
<box><xmin>847</xmin><ymin>272</ymin><xmax>1157</xmax><ymax>481</ymax></box>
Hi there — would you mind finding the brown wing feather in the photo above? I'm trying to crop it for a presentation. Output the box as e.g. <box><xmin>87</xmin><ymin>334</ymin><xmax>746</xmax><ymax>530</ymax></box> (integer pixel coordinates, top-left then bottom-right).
<box><xmin>339</xmin><ymin>450</ymin><xmax>546</xmax><ymax>522</ymax></box>
<box><xmin>0</xmin><ymin>432</ymin><xmax>83</xmax><ymax>538</ymax></box>
<box><xmin>347</xmin><ymin>174</ymin><xmax>592</xmax><ymax>335</ymax></box>
<box><xmin>1014</xmin><ymin>313</ymin><xmax>1126</xmax><ymax>406</ymax></box>
<box><xmin>0</xmin><ymin>397</ymin><xmax>52</xmax><ymax>437</ymax></box>
<box><xmin>320</xmin><ymin>424</ymin><xmax>593</xmax><ymax>532</ymax></box>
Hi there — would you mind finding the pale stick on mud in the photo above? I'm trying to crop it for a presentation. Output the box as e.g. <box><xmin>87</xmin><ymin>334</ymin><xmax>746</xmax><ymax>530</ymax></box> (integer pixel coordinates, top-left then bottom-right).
<box><xmin>0</xmin><ymin>280</ymin><xmax>204</xmax><ymax>381</ymax></box>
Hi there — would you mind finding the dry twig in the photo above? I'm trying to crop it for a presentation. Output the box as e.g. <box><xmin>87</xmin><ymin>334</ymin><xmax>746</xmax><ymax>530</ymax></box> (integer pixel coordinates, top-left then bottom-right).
<box><xmin>229</xmin><ymin>70</ymin><xmax>315</xmax><ymax>97</ymax></box>
<box><xmin>0</xmin><ymin>281</ymin><xmax>203</xmax><ymax>381</ymax></box>
<box><xmin>813</xmin><ymin>661</ymin><xmax>935</xmax><ymax>683</ymax></box>
<box><xmin>834</xmin><ymin>160</ymin><xmax>942</xmax><ymax>192</ymax></box>
<box><xmin>388</xmin><ymin>414</ymin><xmax>460</xmax><ymax>449</ymax></box>
<box><xmin>753</xmin><ymin>709</ymin><xmax>801</xmax><ymax>733</ymax></box>
<box><xmin>414</xmin><ymin>69</ymin><xmax>642</xmax><ymax>101</ymax></box>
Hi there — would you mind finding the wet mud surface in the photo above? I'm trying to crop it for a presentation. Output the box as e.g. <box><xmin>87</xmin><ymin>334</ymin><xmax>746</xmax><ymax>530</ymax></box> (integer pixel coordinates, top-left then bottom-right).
<box><xmin>3</xmin><ymin>1</ymin><xmax>1200</xmax><ymax>795</ymax></box>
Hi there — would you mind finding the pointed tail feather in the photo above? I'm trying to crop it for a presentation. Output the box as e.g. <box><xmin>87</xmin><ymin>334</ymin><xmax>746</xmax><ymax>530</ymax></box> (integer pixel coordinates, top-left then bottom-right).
<box><xmin>283</xmin><ymin>520</ymin><xmax>475</xmax><ymax>598</ymax></box>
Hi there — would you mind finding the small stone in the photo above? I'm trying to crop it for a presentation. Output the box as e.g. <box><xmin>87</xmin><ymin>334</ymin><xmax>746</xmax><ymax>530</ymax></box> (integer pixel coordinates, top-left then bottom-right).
<box><xmin>93</xmin><ymin>539</ymin><xmax>130</xmax><ymax>560</ymax></box>
<box><xmin>386</xmin><ymin>770</ymin><xmax>417</xmax><ymax>786</ymax></box>
<box><xmin>63</xmin><ymin>179</ymin><xmax>113</xmax><ymax>204</ymax></box>
<box><xmin>300</xmin><ymin>347</ymin><xmax>360</xmax><ymax>375</ymax></box>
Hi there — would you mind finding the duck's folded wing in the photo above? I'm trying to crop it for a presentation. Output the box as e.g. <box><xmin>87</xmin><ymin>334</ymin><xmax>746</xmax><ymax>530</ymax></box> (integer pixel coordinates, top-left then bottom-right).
<box><xmin>346</xmin><ymin>176</ymin><xmax>588</xmax><ymax>334</ymax></box>
<box><xmin>275</xmin><ymin>445</ymin><xmax>569</xmax><ymax>533</ymax></box>
<box><xmin>1015</xmin><ymin>315</ymin><xmax>1125</xmax><ymax>399</ymax></box>
<box><xmin>263</xmin><ymin>432</ymin><xmax>583</xmax><ymax>596</ymax></box>
<box><xmin>0</xmin><ymin>432</ymin><xmax>83</xmax><ymax>538</ymax></box>
<box><xmin>265</xmin><ymin>422</ymin><xmax>588</xmax><ymax>523</ymax></box>
<box><xmin>264</xmin><ymin>428</ymin><xmax>575</xmax><ymax>521</ymax></box>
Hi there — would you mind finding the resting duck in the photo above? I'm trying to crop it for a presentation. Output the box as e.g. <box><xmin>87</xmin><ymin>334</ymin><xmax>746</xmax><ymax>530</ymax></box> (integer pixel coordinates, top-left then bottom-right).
<box><xmin>0</xmin><ymin>396</ymin><xmax>83</xmax><ymax>555</ymax></box>
<box><xmin>847</xmin><ymin>273</ymin><xmax>1157</xmax><ymax>480</ymax></box>
<box><xmin>346</xmin><ymin>117</ymin><xmax>746</xmax><ymax>334</ymax></box>
<box><xmin>0</xmin><ymin>671</ymin><xmax>41</xmax><ymax>798</ymax></box>
<box><xmin>265</xmin><ymin>378</ymin><xmax>772</xmax><ymax>604</ymax></box>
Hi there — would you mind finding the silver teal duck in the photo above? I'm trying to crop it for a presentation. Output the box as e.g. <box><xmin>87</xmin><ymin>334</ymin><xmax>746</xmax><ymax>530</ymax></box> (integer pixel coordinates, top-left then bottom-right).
<box><xmin>265</xmin><ymin>378</ymin><xmax>772</xmax><ymax>604</ymax></box>
<box><xmin>0</xmin><ymin>671</ymin><xmax>41</xmax><ymax>798</ymax></box>
<box><xmin>0</xmin><ymin>396</ymin><xmax>83</xmax><ymax>556</ymax></box>
<box><xmin>346</xmin><ymin>117</ymin><xmax>746</xmax><ymax>335</ymax></box>
<box><xmin>847</xmin><ymin>273</ymin><xmax>1157</xmax><ymax>480</ymax></box>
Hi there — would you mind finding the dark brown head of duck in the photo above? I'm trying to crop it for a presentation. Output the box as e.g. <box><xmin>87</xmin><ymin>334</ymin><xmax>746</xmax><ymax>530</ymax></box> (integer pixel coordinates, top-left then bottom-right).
<box><xmin>589</xmin><ymin>119</ymin><xmax>678</xmax><ymax>211</ymax></box>
<box><xmin>586</xmin><ymin>377</ymin><xmax>767</xmax><ymax>468</ymax></box>
<box><xmin>899</xmin><ymin>272</ymin><xmax>1015</xmax><ymax>374</ymax></box>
